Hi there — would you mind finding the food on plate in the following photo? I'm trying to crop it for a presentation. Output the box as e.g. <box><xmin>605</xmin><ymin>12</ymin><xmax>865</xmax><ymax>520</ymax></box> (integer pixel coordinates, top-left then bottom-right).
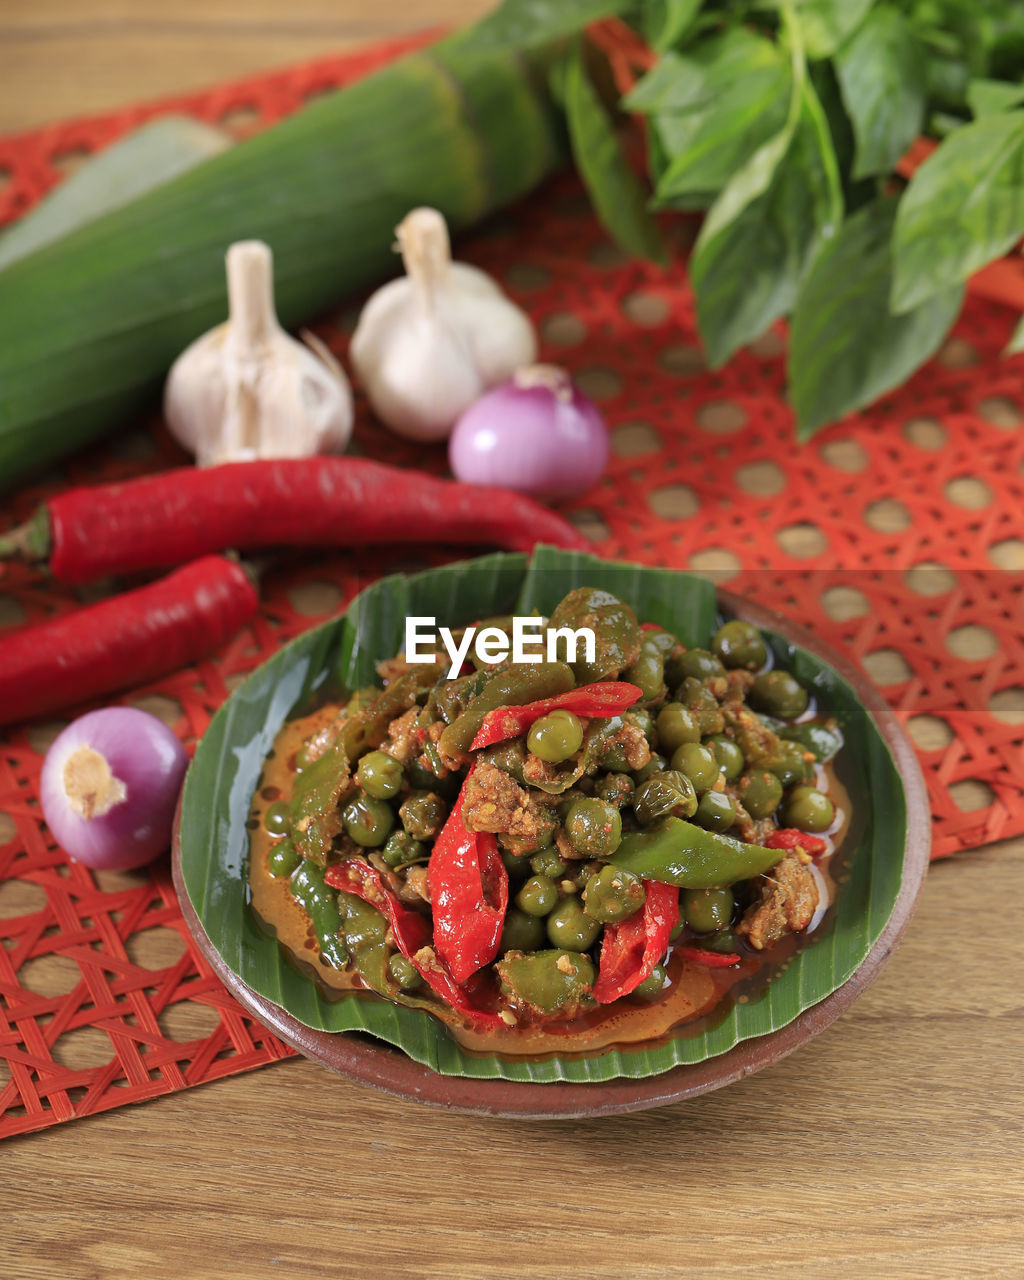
<box><xmin>248</xmin><ymin>588</ymin><xmax>846</xmax><ymax>1055</ymax></box>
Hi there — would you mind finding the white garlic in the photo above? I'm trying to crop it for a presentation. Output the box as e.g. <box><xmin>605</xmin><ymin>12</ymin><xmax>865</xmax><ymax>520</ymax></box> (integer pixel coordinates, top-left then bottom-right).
<box><xmin>164</xmin><ymin>239</ymin><xmax>353</xmax><ymax>467</ymax></box>
<box><xmin>350</xmin><ymin>207</ymin><xmax>537</xmax><ymax>442</ymax></box>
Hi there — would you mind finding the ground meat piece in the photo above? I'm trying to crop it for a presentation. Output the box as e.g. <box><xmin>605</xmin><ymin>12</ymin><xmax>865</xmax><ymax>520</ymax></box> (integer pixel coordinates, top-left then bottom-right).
<box><xmin>723</xmin><ymin>785</ymin><xmax>775</xmax><ymax>845</ymax></box>
<box><xmin>380</xmin><ymin>706</ymin><xmax>423</xmax><ymax>766</ymax></box>
<box><xmin>736</xmin><ymin>851</ymin><xmax>818</xmax><ymax>951</ymax></box>
<box><xmin>401</xmin><ymin>865</ymin><xmax>430</xmax><ymax>905</ymax></box>
<box><xmin>607</xmin><ymin>722</ymin><xmax>651</xmax><ymax>771</ymax></box>
<box><xmin>721</xmin><ymin>700</ymin><xmax>782</xmax><ymax>767</ymax></box>
<box><xmin>722</xmin><ymin>669</ymin><xmax>756</xmax><ymax>702</ymax></box>
<box><xmin>460</xmin><ymin>762</ymin><xmax>552</xmax><ymax>844</ymax></box>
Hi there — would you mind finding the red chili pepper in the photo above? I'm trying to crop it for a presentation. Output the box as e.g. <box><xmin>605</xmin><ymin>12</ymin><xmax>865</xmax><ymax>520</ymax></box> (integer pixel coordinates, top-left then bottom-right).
<box><xmin>0</xmin><ymin>457</ymin><xmax>590</xmax><ymax>585</ymax></box>
<box><xmin>764</xmin><ymin>828</ymin><xmax>829</xmax><ymax>857</ymax></box>
<box><xmin>592</xmin><ymin>880</ymin><xmax>679</xmax><ymax>1004</ymax></box>
<box><xmin>0</xmin><ymin>555</ymin><xmax>257</xmax><ymax>727</ymax></box>
<box><xmin>427</xmin><ymin>769</ymin><xmax>509</xmax><ymax>984</ymax></box>
<box><xmin>675</xmin><ymin>945</ymin><xmax>741</xmax><ymax>968</ymax></box>
<box><xmin>469</xmin><ymin>681</ymin><xmax>643</xmax><ymax>751</ymax></box>
<box><xmin>325</xmin><ymin>858</ymin><xmax>501</xmax><ymax>1028</ymax></box>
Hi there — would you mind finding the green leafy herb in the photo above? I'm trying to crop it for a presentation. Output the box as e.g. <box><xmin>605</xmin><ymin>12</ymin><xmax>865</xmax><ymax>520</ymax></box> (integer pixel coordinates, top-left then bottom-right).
<box><xmin>790</xmin><ymin>197</ymin><xmax>964</xmax><ymax>437</ymax></box>
<box><xmin>561</xmin><ymin>42</ymin><xmax>667</xmax><ymax>263</ymax></box>
<box><xmin>892</xmin><ymin>111</ymin><xmax>1024</xmax><ymax>311</ymax></box>
<box><xmin>460</xmin><ymin>0</ymin><xmax>1024</xmax><ymax>434</ymax></box>
<box><xmin>467</xmin><ymin>0</ymin><xmax>630</xmax><ymax>48</ymax></box>
<box><xmin>833</xmin><ymin>9</ymin><xmax>926</xmax><ymax>178</ymax></box>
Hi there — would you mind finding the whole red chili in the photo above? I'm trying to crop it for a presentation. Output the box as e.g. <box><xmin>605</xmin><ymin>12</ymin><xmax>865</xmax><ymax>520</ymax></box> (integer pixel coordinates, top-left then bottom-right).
<box><xmin>0</xmin><ymin>555</ymin><xmax>257</xmax><ymax>726</ymax></box>
<box><xmin>325</xmin><ymin>858</ymin><xmax>502</xmax><ymax>1028</ymax></box>
<box><xmin>592</xmin><ymin>879</ymin><xmax>679</xmax><ymax>1004</ymax></box>
<box><xmin>469</xmin><ymin>681</ymin><xmax>643</xmax><ymax>751</ymax></box>
<box><xmin>0</xmin><ymin>457</ymin><xmax>590</xmax><ymax>585</ymax></box>
<box><xmin>427</xmin><ymin>769</ymin><xmax>509</xmax><ymax>984</ymax></box>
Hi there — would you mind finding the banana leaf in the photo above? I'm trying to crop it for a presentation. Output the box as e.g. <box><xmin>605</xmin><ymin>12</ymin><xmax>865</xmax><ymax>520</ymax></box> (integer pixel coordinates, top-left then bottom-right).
<box><xmin>177</xmin><ymin>548</ymin><xmax>910</xmax><ymax>1084</ymax></box>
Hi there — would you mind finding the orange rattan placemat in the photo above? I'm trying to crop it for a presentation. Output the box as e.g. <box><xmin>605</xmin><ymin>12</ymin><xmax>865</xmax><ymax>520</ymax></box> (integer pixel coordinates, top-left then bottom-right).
<box><xmin>1</xmin><ymin>34</ymin><xmax>1022</xmax><ymax>1138</ymax></box>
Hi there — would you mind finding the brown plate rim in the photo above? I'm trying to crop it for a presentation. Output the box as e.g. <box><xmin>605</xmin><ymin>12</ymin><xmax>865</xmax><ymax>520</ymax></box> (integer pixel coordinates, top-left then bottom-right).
<box><xmin>171</xmin><ymin>586</ymin><xmax>931</xmax><ymax>1120</ymax></box>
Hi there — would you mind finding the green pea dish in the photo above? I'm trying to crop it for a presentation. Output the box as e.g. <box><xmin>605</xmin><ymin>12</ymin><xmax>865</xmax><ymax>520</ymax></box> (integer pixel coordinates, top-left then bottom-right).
<box><xmin>174</xmin><ymin>547</ymin><xmax>930</xmax><ymax>1116</ymax></box>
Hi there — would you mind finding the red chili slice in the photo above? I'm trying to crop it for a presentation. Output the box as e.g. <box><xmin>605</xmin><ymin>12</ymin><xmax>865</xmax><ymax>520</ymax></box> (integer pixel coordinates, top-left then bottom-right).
<box><xmin>427</xmin><ymin>769</ymin><xmax>509</xmax><ymax>984</ymax></box>
<box><xmin>675</xmin><ymin>945</ymin><xmax>741</xmax><ymax>968</ymax></box>
<box><xmin>324</xmin><ymin>859</ymin><xmax>502</xmax><ymax>1028</ymax></box>
<box><xmin>592</xmin><ymin>880</ymin><xmax>679</xmax><ymax>1004</ymax></box>
<box><xmin>764</xmin><ymin>828</ymin><xmax>829</xmax><ymax>857</ymax></box>
<box><xmin>469</xmin><ymin>681</ymin><xmax>643</xmax><ymax>751</ymax></box>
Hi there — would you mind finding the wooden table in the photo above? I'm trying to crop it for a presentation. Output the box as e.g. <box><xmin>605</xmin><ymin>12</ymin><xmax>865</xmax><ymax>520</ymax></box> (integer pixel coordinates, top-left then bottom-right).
<box><xmin>4</xmin><ymin>5</ymin><xmax>1024</xmax><ymax>1278</ymax></box>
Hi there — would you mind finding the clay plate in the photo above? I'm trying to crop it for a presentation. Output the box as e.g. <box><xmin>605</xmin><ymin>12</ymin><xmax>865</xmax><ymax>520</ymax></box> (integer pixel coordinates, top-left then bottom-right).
<box><xmin>172</xmin><ymin>588</ymin><xmax>931</xmax><ymax>1119</ymax></box>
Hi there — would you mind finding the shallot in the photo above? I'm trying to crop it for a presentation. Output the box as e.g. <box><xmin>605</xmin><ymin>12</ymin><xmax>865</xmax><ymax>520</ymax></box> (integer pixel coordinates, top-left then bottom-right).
<box><xmin>39</xmin><ymin>708</ymin><xmax>188</xmax><ymax>871</ymax></box>
<box><xmin>448</xmin><ymin>364</ymin><xmax>609</xmax><ymax>500</ymax></box>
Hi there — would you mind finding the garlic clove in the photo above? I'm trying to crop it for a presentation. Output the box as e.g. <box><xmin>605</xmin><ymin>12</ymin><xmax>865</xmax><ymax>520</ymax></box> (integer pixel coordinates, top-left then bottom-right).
<box><xmin>164</xmin><ymin>239</ymin><xmax>353</xmax><ymax>466</ymax></box>
<box><xmin>350</xmin><ymin>207</ymin><xmax>537</xmax><ymax>442</ymax></box>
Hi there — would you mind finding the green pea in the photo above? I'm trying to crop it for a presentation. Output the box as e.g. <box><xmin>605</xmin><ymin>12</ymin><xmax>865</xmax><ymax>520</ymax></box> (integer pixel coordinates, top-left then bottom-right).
<box><xmin>264</xmin><ymin>800</ymin><xmax>291</xmax><ymax>837</ymax></box>
<box><xmin>675</xmin><ymin>677</ymin><xmax>724</xmax><ymax>735</ymax></box>
<box><xmin>342</xmin><ymin>795</ymin><xmax>395</xmax><ymax>848</ymax></box>
<box><xmin>516</xmin><ymin>875</ymin><xmax>559</xmax><ymax>917</ymax></box>
<box><xmin>767</xmin><ymin>741</ymin><xmax>814</xmax><ymax>789</ymax></box>
<box><xmin>712</xmin><ymin>620</ymin><xmax>767</xmax><ymax>671</ymax></box>
<box><xmin>527</xmin><ymin>709</ymin><xmax>584</xmax><ymax>763</ymax></box>
<box><xmin>702</xmin><ymin>928</ymin><xmax>740</xmax><ymax>955</ymax></box>
<box><xmin>633</xmin><ymin>753</ymin><xmax>668</xmax><ymax>783</ymax></box>
<box><xmin>531</xmin><ymin>848</ymin><xmax>567</xmax><ymax>878</ymax></box>
<box><xmin>655</xmin><ymin>702</ymin><xmax>701</xmax><ymax>753</ymax></box>
<box><xmin>632</xmin><ymin>964</ymin><xmax>668</xmax><ymax>1001</ymax></box>
<box><xmin>356</xmin><ymin>750</ymin><xmax>404</xmax><ymax>800</ymax></box>
<box><xmin>674</xmin><ymin>648</ymin><xmax>726</xmax><ymax>681</ymax></box>
<box><xmin>709</xmin><ymin>734</ymin><xmax>745</xmax><ymax>781</ymax></box>
<box><xmin>399</xmin><ymin>791</ymin><xmax>448</xmax><ymax>840</ymax></box>
<box><xmin>380</xmin><ymin>831</ymin><xmax>427</xmax><ymax>870</ymax></box>
<box><xmin>624</xmin><ymin>640</ymin><xmax>665</xmax><ymax>703</ymax></box>
<box><xmin>632</xmin><ymin>770</ymin><xmax>698</xmax><ymax>825</ymax></box>
<box><xmin>564</xmin><ymin>859</ymin><xmax>600</xmax><ymax>891</ymax></box>
<box><xmin>582</xmin><ymin>864</ymin><xmax>645</xmax><ymax>924</ymax></box>
<box><xmin>268</xmin><ymin>838</ymin><xmax>300</xmax><ymax>878</ymax></box>
<box><xmin>565</xmin><ymin>798</ymin><xmax>622</xmax><ymax>857</ymax></box>
<box><xmin>388</xmin><ymin>954</ymin><xmax>422</xmax><ymax>990</ymax></box>
<box><xmin>670</xmin><ymin>742</ymin><xmax>719</xmax><ymax>793</ymax></box>
<box><xmin>749</xmin><ymin>670</ymin><xmax>809</xmax><ymax>721</ymax></box>
<box><xmin>683</xmin><ymin>887</ymin><xmax>734</xmax><ymax>933</ymax></box>
<box><xmin>782</xmin><ymin>785</ymin><xmax>835</xmax><ymax>832</ymax></box>
<box><xmin>498</xmin><ymin>843</ymin><xmax>533</xmax><ymax>879</ymax></box>
<box><xmin>595</xmin><ymin>772</ymin><xmax>634</xmax><ymax>808</ymax></box>
<box><xmin>499</xmin><ymin>908</ymin><xmax>548</xmax><ymax>955</ymax></box>
<box><xmin>694</xmin><ymin>790</ymin><xmax>736</xmax><ymax>832</ymax></box>
<box><xmin>738</xmin><ymin>770</ymin><xmax>784</xmax><ymax>819</ymax></box>
<box><xmin>546</xmin><ymin>897</ymin><xmax>601</xmax><ymax>951</ymax></box>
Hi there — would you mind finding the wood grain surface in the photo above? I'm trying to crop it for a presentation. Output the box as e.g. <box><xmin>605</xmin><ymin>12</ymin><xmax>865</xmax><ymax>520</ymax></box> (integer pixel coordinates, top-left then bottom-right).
<box><xmin>2</xmin><ymin>4</ymin><xmax>1023</xmax><ymax>1278</ymax></box>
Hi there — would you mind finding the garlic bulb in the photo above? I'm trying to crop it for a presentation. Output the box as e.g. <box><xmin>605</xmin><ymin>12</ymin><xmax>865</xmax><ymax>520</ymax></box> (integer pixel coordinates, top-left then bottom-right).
<box><xmin>164</xmin><ymin>240</ymin><xmax>353</xmax><ymax>467</ymax></box>
<box><xmin>350</xmin><ymin>207</ymin><xmax>537</xmax><ymax>441</ymax></box>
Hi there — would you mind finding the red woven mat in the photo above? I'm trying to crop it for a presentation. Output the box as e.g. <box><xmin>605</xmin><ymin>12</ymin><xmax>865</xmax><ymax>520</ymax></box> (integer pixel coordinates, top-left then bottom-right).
<box><xmin>1</xmin><ymin>35</ymin><xmax>1023</xmax><ymax>1139</ymax></box>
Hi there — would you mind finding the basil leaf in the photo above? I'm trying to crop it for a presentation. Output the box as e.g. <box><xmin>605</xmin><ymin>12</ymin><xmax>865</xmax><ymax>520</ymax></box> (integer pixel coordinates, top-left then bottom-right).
<box><xmin>967</xmin><ymin>78</ymin><xmax>1024</xmax><ymax>118</ymax></box>
<box><xmin>834</xmin><ymin>9</ymin><xmax>925</xmax><ymax>179</ymax></box>
<box><xmin>691</xmin><ymin>80</ymin><xmax>842</xmax><ymax>367</ymax></box>
<box><xmin>649</xmin><ymin>0</ymin><xmax>703</xmax><ymax>52</ymax></box>
<box><xmin>626</xmin><ymin>29</ymin><xmax>782</xmax><ymax>115</ymax></box>
<box><xmin>1005</xmin><ymin>308</ymin><xmax>1024</xmax><ymax>355</ymax></box>
<box><xmin>790</xmin><ymin>197</ymin><xmax>963</xmax><ymax>438</ymax></box>
<box><xmin>638</xmin><ymin>33</ymin><xmax>792</xmax><ymax>203</ymax></box>
<box><xmin>562</xmin><ymin>44</ymin><xmax>667</xmax><ymax>264</ymax></box>
<box><xmin>773</xmin><ymin>0</ymin><xmax>876</xmax><ymax>60</ymax></box>
<box><xmin>466</xmin><ymin>0</ymin><xmax>628</xmax><ymax>48</ymax></box>
<box><xmin>891</xmin><ymin>110</ymin><xmax>1024</xmax><ymax>312</ymax></box>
